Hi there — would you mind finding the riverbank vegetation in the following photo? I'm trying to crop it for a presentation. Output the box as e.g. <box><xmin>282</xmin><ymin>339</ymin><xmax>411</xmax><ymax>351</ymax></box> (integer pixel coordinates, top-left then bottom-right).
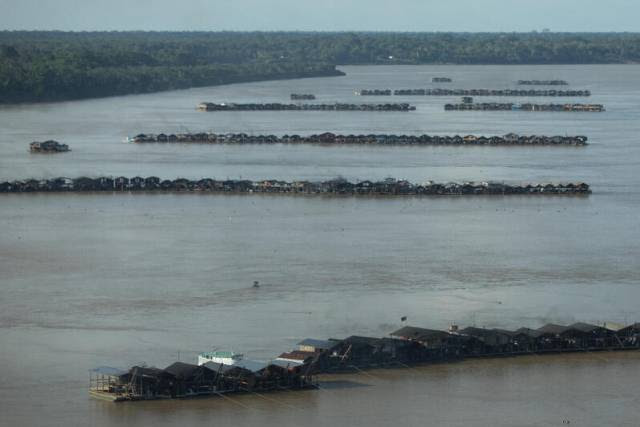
<box><xmin>1</xmin><ymin>31</ymin><xmax>639</xmax><ymax>103</ymax></box>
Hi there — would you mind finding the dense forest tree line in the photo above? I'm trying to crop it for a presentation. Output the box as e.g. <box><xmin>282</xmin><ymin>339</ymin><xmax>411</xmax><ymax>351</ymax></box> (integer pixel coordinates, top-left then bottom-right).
<box><xmin>1</xmin><ymin>31</ymin><xmax>639</xmax><ymax>103</ymax></box>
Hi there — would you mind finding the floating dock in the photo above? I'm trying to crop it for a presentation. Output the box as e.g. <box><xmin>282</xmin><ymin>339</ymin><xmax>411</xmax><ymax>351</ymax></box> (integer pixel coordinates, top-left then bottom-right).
<box><xmin>127</xmin><ymin>132</ymin><xmax>588</xmax><ymax>146</ymax></box>
<box><xmin>1</xmin><ymin>177</ymin><xmax>591</xmax><ymax>195</ymax></box>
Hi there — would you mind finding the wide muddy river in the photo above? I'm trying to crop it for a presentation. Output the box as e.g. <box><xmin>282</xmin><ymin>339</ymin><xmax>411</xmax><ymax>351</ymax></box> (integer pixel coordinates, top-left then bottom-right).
<box><xmin>1</xmin><ymin>65</ymin><xmax>639</xmax><ymax>426</ymax></box>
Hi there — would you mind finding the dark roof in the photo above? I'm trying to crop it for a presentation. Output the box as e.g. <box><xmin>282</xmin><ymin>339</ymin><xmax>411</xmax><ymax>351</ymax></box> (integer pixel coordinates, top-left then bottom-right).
<box><xmin>514</xmin><ymin>327</ymin><xmax>541</xmax><ymax>338</ymax></box>
<box><xmin>163</xmin><ymin>362</ymin><xmax>200</xmax><ymax>379</ymax></box>
<box><xmin>342</xmin><ymin>336</ymin><xmax>383</xmax><ymax>346</ymax></box>
<box><xmin>536</xmin><ymin>323</ymin><xmax>569</xmax><ymax>335</ymax></box>
<box><xmin>202</xmin><ymin>361</ymin><xmax>254</xmax><ymax>375</ymax></box>
<box><xmin>390</xmin><ymin>326</ymin><xmax>450</xmax><ymax>340</ymax></box>
<box><xmin>297</xmin><ymin>338</ymin><xmax>336</xmax><ymax>350</ymax></box>
<box><xmin>459</xmin><ymin>327</ymin><xmax>511</xmax><ymax>339</ymax></box>
<box><xmin>270</xmin><ymin>359</ymin><xmax>304</xmax><ymax>369</ymax></box>
<box><xmin>567</xmin><ymin>322</ymin><xmax>604</xmax><ymax>333</ymax></box>
<box><xmin>616</xmin><ymin>323</ymin><xmax>640</xmax><ymax>334</ymax></box>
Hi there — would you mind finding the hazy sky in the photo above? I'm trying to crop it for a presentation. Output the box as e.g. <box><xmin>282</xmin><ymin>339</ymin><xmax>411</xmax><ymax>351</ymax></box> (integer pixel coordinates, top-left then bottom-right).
<box><xmin>0</xmin><ymin>0</ymin><xmax>637</xmax><ymax>32</ymax></box>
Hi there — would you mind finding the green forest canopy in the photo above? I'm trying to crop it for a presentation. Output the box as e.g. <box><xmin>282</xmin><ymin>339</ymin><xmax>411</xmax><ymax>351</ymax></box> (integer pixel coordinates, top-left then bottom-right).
<box><xmin>1</xmin><ymin>31</ymin><xmax>638</xmax><ymax>103</ymax></box>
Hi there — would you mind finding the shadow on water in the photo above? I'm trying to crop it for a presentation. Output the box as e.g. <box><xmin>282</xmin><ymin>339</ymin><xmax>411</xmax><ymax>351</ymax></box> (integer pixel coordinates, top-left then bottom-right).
<box><xmin>317</xmin><ymin>379</ymin><xmax>371</xmax><ymax>390</ymax></box>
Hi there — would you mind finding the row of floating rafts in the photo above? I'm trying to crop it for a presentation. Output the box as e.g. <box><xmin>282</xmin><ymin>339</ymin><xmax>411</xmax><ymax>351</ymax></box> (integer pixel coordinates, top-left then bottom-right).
<box><xmin>357</xmin><ymin>88</ymin><xmax>591</xmax><ymax>96</ymax></box>
<box><xmin>290</xmin><ymin>93</ymin><xmax>316</xmax><ymax>100</ymax></box>
<box><xmin>445</xmin><ymin>102</ymin><xmax>605</xmax><ymax>112</ymax></box>
<box><xmin>197</xmin><ymin>102</ymin><xmax>416</xmax><ymax>111</ymax></box>
<box><xmin>89</xmin><ymin>321</ymin><xmax>640</xmax><ymax>402</ymax></box>
<box><xmin>518</xmin><ymin>80</ymin><xmax>569</xmax><ymax>85</ymax></box>
<box><xmin>29</xmin><ymin>140</ymin><xmax>70</xmax><ymax>153</ymax></box>
<box><xmin>0</xmin><ymin>177</ymin><xmax>591</xmax><ymax>195</ymax></box>
<box><xmin>127</xmin><ymin>132</ymin><xmax>588</xmax><ymax>146</ymax></box>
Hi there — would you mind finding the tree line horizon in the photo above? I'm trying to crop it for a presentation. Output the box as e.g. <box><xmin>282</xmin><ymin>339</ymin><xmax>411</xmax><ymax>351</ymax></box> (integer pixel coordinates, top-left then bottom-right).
<box><xmin>1</xmin><ymin>31</ymin><xmax>639</xmax><ymax>103</ymax></box>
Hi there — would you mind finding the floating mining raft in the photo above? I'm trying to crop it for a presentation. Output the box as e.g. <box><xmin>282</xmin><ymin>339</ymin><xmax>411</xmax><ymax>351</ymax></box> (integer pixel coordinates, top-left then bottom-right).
<box><xmin>518</xmin><ymin>80</ymin><xmax>569</xmax><ymax>85</ymax></box>
<box><xmin>197</xmin><ymin>102</ymin><xmax>416</xmax><ymax>111</ymax></box>
<box><xmin>445</xmin><ymin>103</ymin><xmax>605</xmax><ymax>112</ymax></box>
<box><xmin>358</xmin><ymin>88</ymin><xmax>590</xmax><ymax>96</ymax></box>
<box><xmin>29</xmin><ymin>140</ymin><xmax>70</xmax><ymax>153</ymax></box>
<box><xmin>90</xmin><ymin>321</ymin><xmax>640</xmax><ymax>402</ymax></box>
<box><xmin>1</xmin><ymin>178</ymin><xmax>591</xmax><ymax>195</ymax></box>
<box><xmin>127</xmin><ymin>132</ymin><xmax>588</xmax><ymax>146</ymax></box>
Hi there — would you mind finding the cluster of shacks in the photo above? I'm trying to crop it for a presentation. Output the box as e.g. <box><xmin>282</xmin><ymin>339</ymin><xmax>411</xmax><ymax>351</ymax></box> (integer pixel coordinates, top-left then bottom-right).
<box><xmin>90</xmin><ymin>359</ymin><xmax>314</xmax><ymax>401</ymax></box>
<box><xmin>90</xmin><ymin>322</ymin><xmax>639</xmax><ymax>402</ymax></box>
<box><xmin>29</xmin><ymin>140</ymin><xmax>70</xmax><ymax>153</ymax></box>
<box><xmin>290</xmin><ymin>94</ymin><xmax>316</xmax><ymax>100</ymax></box>
<box><xmin>359</xmin><ymin>89</ymin><xmax>590</xmax><ymax>97</ymax></box>
<box><xmin>445</xmin><ymin>103</ymin><xmax>605</xmax><ymax>112</ymax></box>
<box><xmin>0</xmin><ymin>177</ymin><xmax>591</xmax><ymax>196</ymax></box>
<box><xmin>197</xmin><ymin>102</ymin><xmax>416</xmax><ymax>111</ymax></box>
<box><xmin>280</xmin><ymin>322</ymin><xmax>640</xmax><ymax>374</ymax></box>
<box><xmin>128</xmin><ymin>132</ymin><xmax>588</xmax><ymax>146</ymax></box>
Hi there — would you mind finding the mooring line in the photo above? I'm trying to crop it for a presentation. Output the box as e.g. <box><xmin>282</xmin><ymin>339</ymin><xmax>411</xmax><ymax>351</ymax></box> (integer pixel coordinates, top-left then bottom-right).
<box><xmin>349</xmin><ymin>365</ymin><xmax>383</xmax><ymax>381</ymax></box>
<box><xmin>214</xmin><ymin>392</ymin><xmax>251</xmax><ymax>409</ymax></box>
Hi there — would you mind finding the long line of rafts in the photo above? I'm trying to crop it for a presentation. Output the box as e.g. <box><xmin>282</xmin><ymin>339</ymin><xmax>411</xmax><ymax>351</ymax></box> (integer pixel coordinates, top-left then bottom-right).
<box><xmin>128</xmin><ymin>132</ymin><xmax>588</xmax><ymax>146</ymax></box>
<box><xmin>445</xmin><ymin>103</ymin><xmax>605</xmax><ymax>112</ymax></box>
<box><xmin>0</xmin><ymin>178</ymin><xmax>591</xmax><ymax>195</ymax></box>
<box><xmin>97</xmin><ymin>321</ymin><xmax>640</xmax><ymax>401</ymax></box>
<box><xmin>358</xmin><ymin>88</ymin><xmax>590</xmax><ymax>96</ymax></box>
<box><xmin>518</xmin><ymin>80</ymin><xmax>569</xmax><ymax>85</ymax></box>
<box><xmin>197</xmin><ymin>102</ymin><xmax>416</xmax><ymax>111</ymax></box>
<box><xmin>279</xmin><ymin>321</ymin><xmax>640</xmax><ymax>374</ymax></box>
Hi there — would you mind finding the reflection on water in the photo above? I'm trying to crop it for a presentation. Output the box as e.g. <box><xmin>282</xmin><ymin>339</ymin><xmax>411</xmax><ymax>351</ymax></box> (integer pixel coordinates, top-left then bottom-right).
<box><xmin>1</xmin><ymin>65</ymin><xmax>640</xmax><ymax>426</ymax></box>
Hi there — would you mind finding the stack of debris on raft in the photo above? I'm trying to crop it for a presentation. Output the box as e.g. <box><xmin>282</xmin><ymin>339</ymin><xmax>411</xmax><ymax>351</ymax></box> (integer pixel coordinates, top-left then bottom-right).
<box><xmin>290</xmin><ymin>94</ymin><xmax>316</xmax><ymax>100</ymax></box>
<box><xmin>518</xmin><ymin>80</ymin><xmax>569</xmax><ymax>85</ymax></box>
<box><xmin>0</xmin><ymin>177</ymin><xmax>591</xmax><ymax>195</ymax></box>
<box><xmin>444</xmin><ymin>103</ymin><xmax>605</xmax><ymax>112</ymax></box>
<box><xmin>358</xmin><ymin>89</ymin><xmax>590</xmax><ymax>96</ymax></box>
<box><xmin>29</xmin><ymin>140</ymin><xmax>70</xmax><ymax>153</ymax></box>
<box><xmin>197</xmin><ymin>102</ymin><xmax>416</xmax><ymax>111</ymax></box>
<box><xmin>127</xmin><ymin>132</ymin><xmax>588</xmax><ymax>146</ymax></box>
<box><xmin>90</xmin><ymin>321</ymin><xmax>640</xmax><ymax>402</ymax></box>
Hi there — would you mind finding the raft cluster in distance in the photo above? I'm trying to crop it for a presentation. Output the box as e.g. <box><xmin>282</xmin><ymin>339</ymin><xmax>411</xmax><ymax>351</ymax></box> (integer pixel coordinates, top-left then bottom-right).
<box><xmin>1</xmin><ymin>177</ymin><xmax>591</xmax><ymax>195</ymax></box>
<box><xmin>444</xmin><ymin>103</ymin><xmax>605</xmax><ymax>112</ymax></box>
<box><xmin>29</xmin><ymin>140</ymin><xmax>70</xmax><ymax>153</ymax></box>
<box><xmin>89</xmin><ymin>321</ymin><xmax>640</xmax><ymax>402</ymax></box>
<box><xmin>197</xmin><ymin>102</ymin><xmax>416</xmax><ymax>111</ymax></box>
<box><xmin>357</xmin><ymin>88</ymin><xmax>590</xmax><ymax>96</ymax></box>
<box><xmin>518</xmin><ymin>80</ymin><xmax>569</xmax><ymax>85</ymax></box>
<box><xmin>128</xmin><ymin>132</ymin><xmax>588</xmax><ymax>146</ymax></box>
<box><xmin>290</xmin><ymin>93</ymin><xmax>316</xmax><ymax>100</ymax></box>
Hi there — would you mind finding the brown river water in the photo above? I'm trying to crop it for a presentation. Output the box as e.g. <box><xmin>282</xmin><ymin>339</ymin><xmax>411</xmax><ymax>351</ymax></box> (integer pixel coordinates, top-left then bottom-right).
<box><xmin>1</xmin><ymin>65</ymin><xmax>640</xmax><ymax>426</ymax></box>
